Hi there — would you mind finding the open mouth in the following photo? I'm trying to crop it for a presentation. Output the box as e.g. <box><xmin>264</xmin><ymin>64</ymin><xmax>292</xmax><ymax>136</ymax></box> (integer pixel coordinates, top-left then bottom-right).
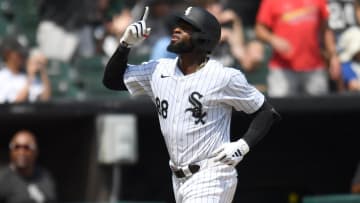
<box><xmin>171</xmin><ymin>35</ymin><xmax>180</xmax><ymax>42</ymax></box>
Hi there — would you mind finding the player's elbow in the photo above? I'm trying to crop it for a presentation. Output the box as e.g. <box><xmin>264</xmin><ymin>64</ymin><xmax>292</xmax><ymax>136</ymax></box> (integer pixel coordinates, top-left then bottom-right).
<box><xmin>253</xmin><ymin>100</ymin><xmax>281</xmax><ymax>122</ymax></box>
<box><xmin>269</xmin><ymin>107</ymin><xmax>281</xmax><ymax>122</ymax></box>
<box><xmin>102</xmin><ymin>77</ymin><xmax>126</xmax><ymax>90</ymax></box>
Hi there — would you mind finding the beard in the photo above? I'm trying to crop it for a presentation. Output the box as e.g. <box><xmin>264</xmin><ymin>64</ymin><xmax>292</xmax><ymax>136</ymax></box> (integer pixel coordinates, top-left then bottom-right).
<box><xmin>167</xmin><ymin>40</ymin><xmax>194</xmax><ymax>54</ymax></box>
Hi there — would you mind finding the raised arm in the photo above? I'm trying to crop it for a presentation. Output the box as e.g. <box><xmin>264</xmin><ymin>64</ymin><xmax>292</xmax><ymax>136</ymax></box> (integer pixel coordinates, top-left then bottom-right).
<box><xmin>103</xmin><ymin>45</ymin><xmax>131</xmax><ymax>90</ymax></box>
<box><xmin>103</xmin><ymin>6</ymin><xmax>151</xmax><ymax>90</ymax></box>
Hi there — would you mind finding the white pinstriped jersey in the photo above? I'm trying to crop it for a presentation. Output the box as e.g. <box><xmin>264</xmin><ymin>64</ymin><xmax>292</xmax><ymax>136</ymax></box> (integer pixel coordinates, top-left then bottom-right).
<box><xmin>124</xmin><ymin>57</ymin><xmax>264</xmax><ymax>167</ymax></box>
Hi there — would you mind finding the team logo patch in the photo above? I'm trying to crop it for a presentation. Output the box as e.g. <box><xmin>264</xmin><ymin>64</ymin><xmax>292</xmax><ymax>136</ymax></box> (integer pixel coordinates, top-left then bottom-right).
<box><xmin>185</xmin><ymin>7</ymin><xmax>192</xmax><ymax>16</ymax></box>
<box><xmin>185</xmin><ymin>92</ymin><xmax>206</xmax><ymax>124</ymax></box>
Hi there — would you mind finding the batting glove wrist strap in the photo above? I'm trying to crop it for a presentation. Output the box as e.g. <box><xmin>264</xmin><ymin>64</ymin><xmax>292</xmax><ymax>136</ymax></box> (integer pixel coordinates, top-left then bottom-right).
<box><xmin>212</xmin><ymin>139</ymin><xmax>250</xmax><ymax>166</ymax></box>
<box><xmin>236</xmin><ymin>139</ymin><xmax>250</xmax><ymax>156</ymax></box>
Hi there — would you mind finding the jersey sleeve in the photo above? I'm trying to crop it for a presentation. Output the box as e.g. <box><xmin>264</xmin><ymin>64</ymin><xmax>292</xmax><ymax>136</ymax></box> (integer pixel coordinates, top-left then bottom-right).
<box><xmin>124</xmin><ymin>60</ymin><xmax>158</xmax><ymax>97</ymax></box>
<box><xmin>221</xmin><ymin>72</ymin><xmax>265</xmax><ymax>114</ymax></box>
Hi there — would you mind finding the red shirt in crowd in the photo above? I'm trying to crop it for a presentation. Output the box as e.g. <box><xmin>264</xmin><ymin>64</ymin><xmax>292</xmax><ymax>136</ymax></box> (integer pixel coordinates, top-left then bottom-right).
<box><xmin>256</xmin><ymin>0</ymin><xmax>329</xmax><ymax>71</ymax></box>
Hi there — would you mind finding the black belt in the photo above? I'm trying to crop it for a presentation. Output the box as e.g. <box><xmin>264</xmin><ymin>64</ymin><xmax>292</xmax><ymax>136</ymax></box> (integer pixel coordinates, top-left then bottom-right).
<box><xmin>173</xmin><ymin>164</ymin><xmax>200</xmax><ymax>178</ymax></box>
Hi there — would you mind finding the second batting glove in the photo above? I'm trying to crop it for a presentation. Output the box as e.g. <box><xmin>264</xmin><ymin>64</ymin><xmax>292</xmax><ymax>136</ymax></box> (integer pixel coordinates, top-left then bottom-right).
<box><xmin>120</xmin><ymin>7</ymin><xmax>151</xmax><ymax>47</ymax></box>
<box><xmin>212</xmin><ymin>139</ymin><xmax>250</xmax><ymax>167</ymax></box>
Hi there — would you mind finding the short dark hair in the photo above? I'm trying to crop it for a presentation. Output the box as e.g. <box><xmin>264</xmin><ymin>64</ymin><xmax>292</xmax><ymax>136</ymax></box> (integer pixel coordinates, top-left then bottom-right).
<box><xmin>0</xmin><ymin>37</ymin><xmax>27</xmax><ymax>61</ymax></box>
<box><xmin>9</xmin><ymin>129</ymin><xmax>38</xmax><ymax>151</ymax></box>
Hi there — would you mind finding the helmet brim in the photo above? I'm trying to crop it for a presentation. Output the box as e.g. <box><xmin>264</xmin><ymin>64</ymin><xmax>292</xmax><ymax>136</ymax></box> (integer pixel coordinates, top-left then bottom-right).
<box><xmin>171</xmin><ymin>14</ymin><xmax>202</xmax><ymax>32</ymax></box>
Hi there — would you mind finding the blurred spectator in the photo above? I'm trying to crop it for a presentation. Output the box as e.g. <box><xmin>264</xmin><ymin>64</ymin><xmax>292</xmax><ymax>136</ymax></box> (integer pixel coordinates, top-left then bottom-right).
<box><xmin>192</xmin><ymin>0</ymin><xmax>265</xmax><ymax>71</ymax></box>
<box><xmin>0</xmin><ymin>130</ymin><xmax>57</xmax><ymax>203</ymax></box>
<box><xmin>102</xmin><ymin>7</ymin><xmax>133</xmax><ymax>58</ymax></box>
<box><xmin>134</xmin><ymin>0</ymin><xmax>175</xmax><ymax>62</ymax></box>
<box><xmin>255</xmin><ymin>0</ymin><xmax>341</xmax><ymax>97</ymax></box>
<box><xmin>148</xmin><ymin>0</ymin><xmax>184</xmax><ymax>60</ymax></box>
<box><xmin>327</xmin><ymin>0</ymin><xmax>360</xmax><ymax>91</ymax></box>
<box><xmin>0</xmin><ymin>38</ymin><xmax>51</xmax><ymax>103</ymax></box>
<box><xmin>190</xmin><ymin>0</ymin><xmax>268</xmax><ymax>92</ymax></box>
<box><xmin>356</xmin><ymin>0</ymin><xmax>360</xmax><ymax>23</ymax></box>
<box><xmin>338</xmin><ymin>26</ymin><xmax>360</xmax><ymax>91</ymax></box>
<box><xmin>26</xmin><ymin>48</ymin><xmax>51</xmax><ymax>101</ymax></box>
<box><xmin>36</xmin><ymin>0</ymin><xmax>106</xmax><ymax>62</ymax></box>
<box><xmin>149</xmin><ymin>32</ymin><xmax>177</xmax><ymax>60</ymax></box>
<box><xmin>86</xmin><ymin>0</ymin><xmax>135</xmax><ymax>56</ymax></box>
<box><xmin>328</xmin><ymin>0</ymin><xmax>360</xmax><ymax>38</ymax></box>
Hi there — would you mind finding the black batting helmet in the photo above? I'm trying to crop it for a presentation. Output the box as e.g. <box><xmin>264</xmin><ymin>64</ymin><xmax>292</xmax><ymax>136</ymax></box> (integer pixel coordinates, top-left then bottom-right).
<box><xmin>173</xmin><ymin>6</ymin><xmax>221</xmax><ymax>53</ymax></box>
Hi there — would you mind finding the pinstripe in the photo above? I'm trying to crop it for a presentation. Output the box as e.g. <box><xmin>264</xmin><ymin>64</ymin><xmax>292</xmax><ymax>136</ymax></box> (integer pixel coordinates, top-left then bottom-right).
<box><xmin>124</xmin><ymin>58</ymin><xmax>264</xmax><ymax>203</ymax></box>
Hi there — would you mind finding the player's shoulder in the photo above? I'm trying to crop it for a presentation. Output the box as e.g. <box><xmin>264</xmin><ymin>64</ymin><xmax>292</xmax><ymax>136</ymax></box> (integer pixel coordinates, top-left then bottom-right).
<box><xmin>150</xmin><ymin>58</ymin><xmax>177</xmax><ymax>73</ymax></box>
<box><xmin>206</xmin><ymin>59</ymin><xmax>248</xmax><ymax>88</ymax></box>
<box><xmin>140</xmin><ymin>58</ymin><xmax>176</xmax><ymax>67</ymax></box>
<box><xmin>130</xmin><ymin>58</ymin><xmax>175</xmax><ymax>72</ymax></box>
<box><xmin>223</xmin><ymin>66</ymin><xmax>244</xmax><ymax>75</ymax></box>
<box><xmin>156</xmin><ymin>58</ymin><xmax>177</xmax><ymax>65</ymax></box>
<box><xmin>208</xmin><ymin>59</ymin><xmax>245</xmax><ymax>76</ymax></box>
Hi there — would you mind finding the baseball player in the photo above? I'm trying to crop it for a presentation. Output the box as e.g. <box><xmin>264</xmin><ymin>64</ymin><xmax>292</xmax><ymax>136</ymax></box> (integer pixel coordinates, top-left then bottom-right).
<box><xmin>103</xmin><ymin>6</ymin><xmax>281</xmax><ymax>203</ymax></box>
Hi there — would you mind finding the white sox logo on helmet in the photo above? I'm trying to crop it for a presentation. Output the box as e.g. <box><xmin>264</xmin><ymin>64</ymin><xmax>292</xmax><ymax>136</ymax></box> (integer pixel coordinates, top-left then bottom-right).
<box><xmin>185</xmin><ymin>7</ymin><xmax>192</xmax><ymax>16</ymax></box>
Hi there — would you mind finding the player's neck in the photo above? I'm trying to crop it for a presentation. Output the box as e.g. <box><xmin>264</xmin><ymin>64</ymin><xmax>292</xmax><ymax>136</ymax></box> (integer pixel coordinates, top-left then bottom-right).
<box><xmin>178</xmin><ymin>55</ymin><xmax>208</xmax><ymax>75</ymax></box>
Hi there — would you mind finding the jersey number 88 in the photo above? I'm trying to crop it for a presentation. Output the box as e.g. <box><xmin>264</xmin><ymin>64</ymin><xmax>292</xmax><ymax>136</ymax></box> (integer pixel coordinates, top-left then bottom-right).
<box><xmin>155</xmin><ymin>97</ymin><xmax>168</xmax><ymax>119</ymax></box>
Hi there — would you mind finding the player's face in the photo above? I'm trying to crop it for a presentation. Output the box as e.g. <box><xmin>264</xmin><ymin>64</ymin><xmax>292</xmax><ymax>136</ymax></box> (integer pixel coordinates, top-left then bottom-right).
<box><xmin>167</xmin><ymin>20</ymin><xmax>195</xmax><ymax>54</ymax></box>
<box><xmin>9</xmin><ymin>132</ymin><xmax>38</xmax><ymax>169</ymax></box>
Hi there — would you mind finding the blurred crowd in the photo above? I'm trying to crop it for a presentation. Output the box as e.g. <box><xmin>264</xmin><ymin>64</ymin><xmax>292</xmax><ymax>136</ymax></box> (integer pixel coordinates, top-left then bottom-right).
<box><xmin>0</xmin><ymin>0</ymin><xmax>359</xmax><ymax>103</ymax></box>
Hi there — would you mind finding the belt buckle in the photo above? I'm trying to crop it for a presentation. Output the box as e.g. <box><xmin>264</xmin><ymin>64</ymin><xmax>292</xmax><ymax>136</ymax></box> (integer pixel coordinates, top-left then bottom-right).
<box><xmin>174</xmin><ymin>164</ymin><xmax>200</xmax><ymax>178</ymax></box>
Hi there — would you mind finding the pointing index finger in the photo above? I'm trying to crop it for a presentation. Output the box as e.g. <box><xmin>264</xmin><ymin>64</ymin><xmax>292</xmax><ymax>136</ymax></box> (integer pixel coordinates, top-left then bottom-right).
<box><xmin>141</xmin><ymin>6</ymin><xmax>149</xmax><ymax>21</ymax></box>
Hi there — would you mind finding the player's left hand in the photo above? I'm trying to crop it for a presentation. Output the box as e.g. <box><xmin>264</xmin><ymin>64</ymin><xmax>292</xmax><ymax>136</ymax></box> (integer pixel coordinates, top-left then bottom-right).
<box><xmin>212</xmin><ymin>139</ymin><xmax>250</xmax><ymax>167</ymax></box>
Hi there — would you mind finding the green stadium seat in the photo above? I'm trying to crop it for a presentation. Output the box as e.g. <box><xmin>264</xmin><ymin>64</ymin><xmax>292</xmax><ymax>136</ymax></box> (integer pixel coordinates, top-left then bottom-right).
<box><xmin>11</xmin><ymin>0</ymin><xmax>39</xmax><ymax>46</ymax></box>
<box><xmin>74</xmin><ymin>55</ymin><xmax>129</xmax><ymax>100</ymax></box>
<box><xmin>0</xmin><ymin>0</ymin><xmax>39</xmax><ymax>46</ymax></box>
<box><xmin>47</xmin><ymin>60</ymin><xmax>78</xmax><ymax>100</ymax></box>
